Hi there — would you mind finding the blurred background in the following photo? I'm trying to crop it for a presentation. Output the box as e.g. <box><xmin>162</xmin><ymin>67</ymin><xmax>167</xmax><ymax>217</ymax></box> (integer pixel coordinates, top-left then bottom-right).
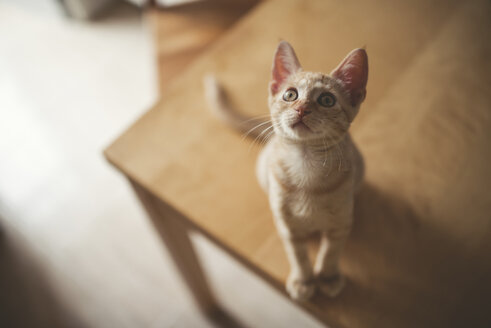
<box><xmin>0</xmin><ymin>0</ymin><xmax>323</xmax><ymax>327</ymax></box>
<box><xmin>2</xmin><ymin>0</ymin><xmax>491</xmax><ymax>327</ymax></box>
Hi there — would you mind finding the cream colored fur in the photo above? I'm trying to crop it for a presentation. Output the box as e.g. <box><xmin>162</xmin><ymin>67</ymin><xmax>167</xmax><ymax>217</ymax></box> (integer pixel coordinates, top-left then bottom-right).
<box><xmin>204</xmin><ymin>41</ymin><xmax>367</xmax><ymax>301</ymax></box>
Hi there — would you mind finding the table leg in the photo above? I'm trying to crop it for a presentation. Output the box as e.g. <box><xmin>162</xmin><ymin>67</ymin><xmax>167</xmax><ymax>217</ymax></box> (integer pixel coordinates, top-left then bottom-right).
<box><xmin>130</xmin><ymin>180</ymin><xmax>219</xmax><ymax>315</ymax></box>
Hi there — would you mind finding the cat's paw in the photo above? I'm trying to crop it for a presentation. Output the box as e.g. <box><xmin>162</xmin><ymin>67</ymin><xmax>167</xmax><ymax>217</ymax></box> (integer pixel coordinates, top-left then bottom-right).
<box><xmin>286</xmin><ymin>275</ymin><xmax>316</xmax><ymax>302</ymax></box>
<box><xmin>317</xmin><ymin>274</ymin><xmax>345</xmax><ymax>297</ymax></box>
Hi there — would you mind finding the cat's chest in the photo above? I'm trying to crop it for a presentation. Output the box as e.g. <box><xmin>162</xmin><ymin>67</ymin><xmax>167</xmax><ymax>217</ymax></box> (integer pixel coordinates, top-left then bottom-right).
<box><xmin>279</xmin><ymin>147</ymin><xmax>345</xmax><ymax>187</ymax></box>
<box><xmin>274</xmin><ymin>151</ymin><xmax>351</xmax><ymax>218</ymax></box>
<box><xmin>283</xmin><ymin>159</ymin><xmax>319</xmax><ymax>188</ymax></box>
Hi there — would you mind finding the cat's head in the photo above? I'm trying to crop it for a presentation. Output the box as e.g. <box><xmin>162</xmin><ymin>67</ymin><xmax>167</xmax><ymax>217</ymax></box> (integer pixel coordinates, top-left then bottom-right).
<box><xmin>268</xmin><ymin>41</ymin><xmax>368</xmax><ymax>142</ymax></box>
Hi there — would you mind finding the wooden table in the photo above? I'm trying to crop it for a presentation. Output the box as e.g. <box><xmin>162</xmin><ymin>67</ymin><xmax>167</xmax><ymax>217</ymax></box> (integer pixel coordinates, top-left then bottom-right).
<box><xmin>105</xmin><ymin>0</ymin><xmax>491</xmax><ymax>327</ymax></box>
<box><xmin>147</xmin><ymin>0</ymin><xmax>259</xmax><ymax>95</ymax></box>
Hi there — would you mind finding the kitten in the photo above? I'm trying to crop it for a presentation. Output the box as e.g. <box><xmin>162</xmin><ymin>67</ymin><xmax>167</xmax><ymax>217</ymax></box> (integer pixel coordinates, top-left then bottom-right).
<box><xmin>204</xmin><ymin>41</ymin><xmax>367</xmax><ymax>301</ymax></box>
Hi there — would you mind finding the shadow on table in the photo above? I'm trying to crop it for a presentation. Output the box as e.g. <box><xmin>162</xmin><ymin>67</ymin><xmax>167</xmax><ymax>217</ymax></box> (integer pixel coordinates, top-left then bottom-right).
<box><xmin>311</xmin><ymin>182</ymin><xmax>491</xmax><ymax>328</ymax></box>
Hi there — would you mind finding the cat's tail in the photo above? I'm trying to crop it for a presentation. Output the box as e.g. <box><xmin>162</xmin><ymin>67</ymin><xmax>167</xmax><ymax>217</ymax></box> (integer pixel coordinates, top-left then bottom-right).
<box><xmin>203</xmin><ymin>74</ymin><xmax>272</xmax><ymax>139</ymax></box>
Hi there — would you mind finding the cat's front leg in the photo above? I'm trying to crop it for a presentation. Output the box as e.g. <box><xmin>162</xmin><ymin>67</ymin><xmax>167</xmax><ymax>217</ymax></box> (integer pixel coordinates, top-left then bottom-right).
<box><xmin>281</xmin><ymin>235</ymin><xmax>316</xmax><ymax>301</ymax></box>
<box><xmin>267</xmin><ymin>168</ymin><xmax>315</xmax><ymax>301</ymax></box>
<box><xmin>314</xmin><ymin>226</ymin><xmax>351</xmax><ymax>297</ymax></box>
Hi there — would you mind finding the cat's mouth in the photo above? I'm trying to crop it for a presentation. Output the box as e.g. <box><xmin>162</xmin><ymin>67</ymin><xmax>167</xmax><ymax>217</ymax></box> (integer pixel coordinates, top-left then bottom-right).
<box><xmin>291</xmin><ymin>120</ymin><xmax>312</xmax><ymax>132</ymax></box>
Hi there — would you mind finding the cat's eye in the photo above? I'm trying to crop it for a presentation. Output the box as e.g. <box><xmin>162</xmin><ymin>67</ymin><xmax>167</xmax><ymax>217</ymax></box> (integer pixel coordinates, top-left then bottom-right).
<box><xmin>282</xmin><ymin>88</ymin><xmax>298</xmax><ymax>102</ymax></box>
<box><xmin>317</xmin><ymin>92</ymin><xmax>336</xmax><ymax>107</ymax></box>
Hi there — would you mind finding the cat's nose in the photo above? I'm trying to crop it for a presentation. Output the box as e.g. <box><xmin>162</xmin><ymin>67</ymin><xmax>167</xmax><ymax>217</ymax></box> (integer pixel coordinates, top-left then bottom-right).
<box><xmin>295</xmin><ymin>106</ymin><xmax>311</xmax><ymax>118</ymax></box>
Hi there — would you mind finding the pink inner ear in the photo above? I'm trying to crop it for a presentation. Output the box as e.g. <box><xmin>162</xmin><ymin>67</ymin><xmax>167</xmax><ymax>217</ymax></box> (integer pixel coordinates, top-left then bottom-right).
<box><xmin>331</xmin><ymin>48</ymin><xmax>368</xmax><ymax>106</ymax></box>
<box><xmin>271</xmin><ymin>41</ymin><xmax>302</xmax><ymax>95</ymax></box>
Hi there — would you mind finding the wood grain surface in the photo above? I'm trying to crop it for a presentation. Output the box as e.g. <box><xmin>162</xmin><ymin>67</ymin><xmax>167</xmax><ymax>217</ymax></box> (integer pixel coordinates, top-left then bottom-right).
<box><xmin>147</xmin><ymin>0</ymin><xmax>259</xmax><ymax>94</ymax></box>
<box><xmin>105</xmin><ymin>0</ymin><xmax>491</xmax><ymax>326</ymax></box>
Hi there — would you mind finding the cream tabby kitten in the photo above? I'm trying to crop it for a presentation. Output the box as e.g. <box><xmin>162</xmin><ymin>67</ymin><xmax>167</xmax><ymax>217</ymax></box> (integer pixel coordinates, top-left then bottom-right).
<box><xmin>205</xmin><ymin>41</ymin><xmax>368</xmax><ymax>301</ymax></box>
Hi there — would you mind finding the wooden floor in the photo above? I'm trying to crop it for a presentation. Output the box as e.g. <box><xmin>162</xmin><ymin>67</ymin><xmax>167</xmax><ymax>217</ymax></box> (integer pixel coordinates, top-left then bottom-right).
<box><xmin>0</xmin><ymin>2</ymin><xmax>322</xmax><ymax>328</ymax></box>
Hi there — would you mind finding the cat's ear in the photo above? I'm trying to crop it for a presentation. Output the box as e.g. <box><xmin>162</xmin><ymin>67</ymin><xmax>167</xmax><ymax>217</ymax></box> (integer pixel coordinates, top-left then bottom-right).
<box><xmin>331</xmin><ymin>48</ymin><xmax>368</xmax><ymax>107</ymax></box>
<box><xmin>270</xmin><ymin>41</ymin><xmax>302</xmax><ymax>95</ymax></box>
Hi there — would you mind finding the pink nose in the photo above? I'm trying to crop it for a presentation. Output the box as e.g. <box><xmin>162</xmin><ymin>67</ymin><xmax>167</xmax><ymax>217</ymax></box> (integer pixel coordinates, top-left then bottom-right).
<box><xmin>295</xmin><ymin>106</ymin><xmax>311</xmax><ymax>118</ymax></box>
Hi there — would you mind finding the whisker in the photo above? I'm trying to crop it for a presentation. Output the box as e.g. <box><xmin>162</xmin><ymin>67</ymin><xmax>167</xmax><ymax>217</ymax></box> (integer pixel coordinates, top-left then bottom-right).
<box><xmin>326</xmin><ymin>131</ymin><xmax>342</xmax><ymax>171</ymax></box>
<box><xmin>253</xmin><ymin>125</ymin><xmax>275</xmax><ymax>149</ymax></box>
<box><xmin>328</xmin><ymin>131</ymin><xmax>345</xmax><ymax>171</ymax></box>
<box><xmin>239</xmin><ymin>114</ymin><xmax>272</xmax><ymax>124</ymax></box>
<box><xmin>324</xmin><ymin>134</ymin><xmax>335</xmax><ymax>177</ymax></box>
<box><xmin>241</xmin><ymin>120</ymin><xmax>272</xmax><ymax>140</ymax></box>
<box><xmin>259</xmin><ymin>130</ymin><xmax>275</xmax><ymax>147</ymax></box>
<box><xmin>322</xmin><ymin>137</ymin><xmax>328</xmax><ymax>167</ymax></box>
<box><xmin>335</xmin><ymin>136</ymin><xmax>345</xmax><ymax>171</ymax></box>
<box><xmin>248</xmin><ymin>125</ymin><xmax>275</xmax><ymax>153</ymax></box>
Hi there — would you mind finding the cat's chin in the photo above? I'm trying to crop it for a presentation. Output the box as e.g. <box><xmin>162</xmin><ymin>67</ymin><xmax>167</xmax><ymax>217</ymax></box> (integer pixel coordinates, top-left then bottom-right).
<box><xmin>286</xmin><ymin>121</ymin><xmax>315</xmax><ymax>139</ymax></box>
<box><xmin>276</xmin><ymin>121</ymin><xmax>324</xmax><ymax>141</ymax></box>
<box><xmin>280</xmin><ymin>130</ymin><xmax>320</xmax><ymax>142</ymax></box>
<box><xmin>283</xmin><ymin>130</ymin><xmax>347</xmax><ymax>144</ymax></box>
<box><xmin>291</xmin><ymin>121</ymin><xmax>312</xmax><ymax>133</ymax></box>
